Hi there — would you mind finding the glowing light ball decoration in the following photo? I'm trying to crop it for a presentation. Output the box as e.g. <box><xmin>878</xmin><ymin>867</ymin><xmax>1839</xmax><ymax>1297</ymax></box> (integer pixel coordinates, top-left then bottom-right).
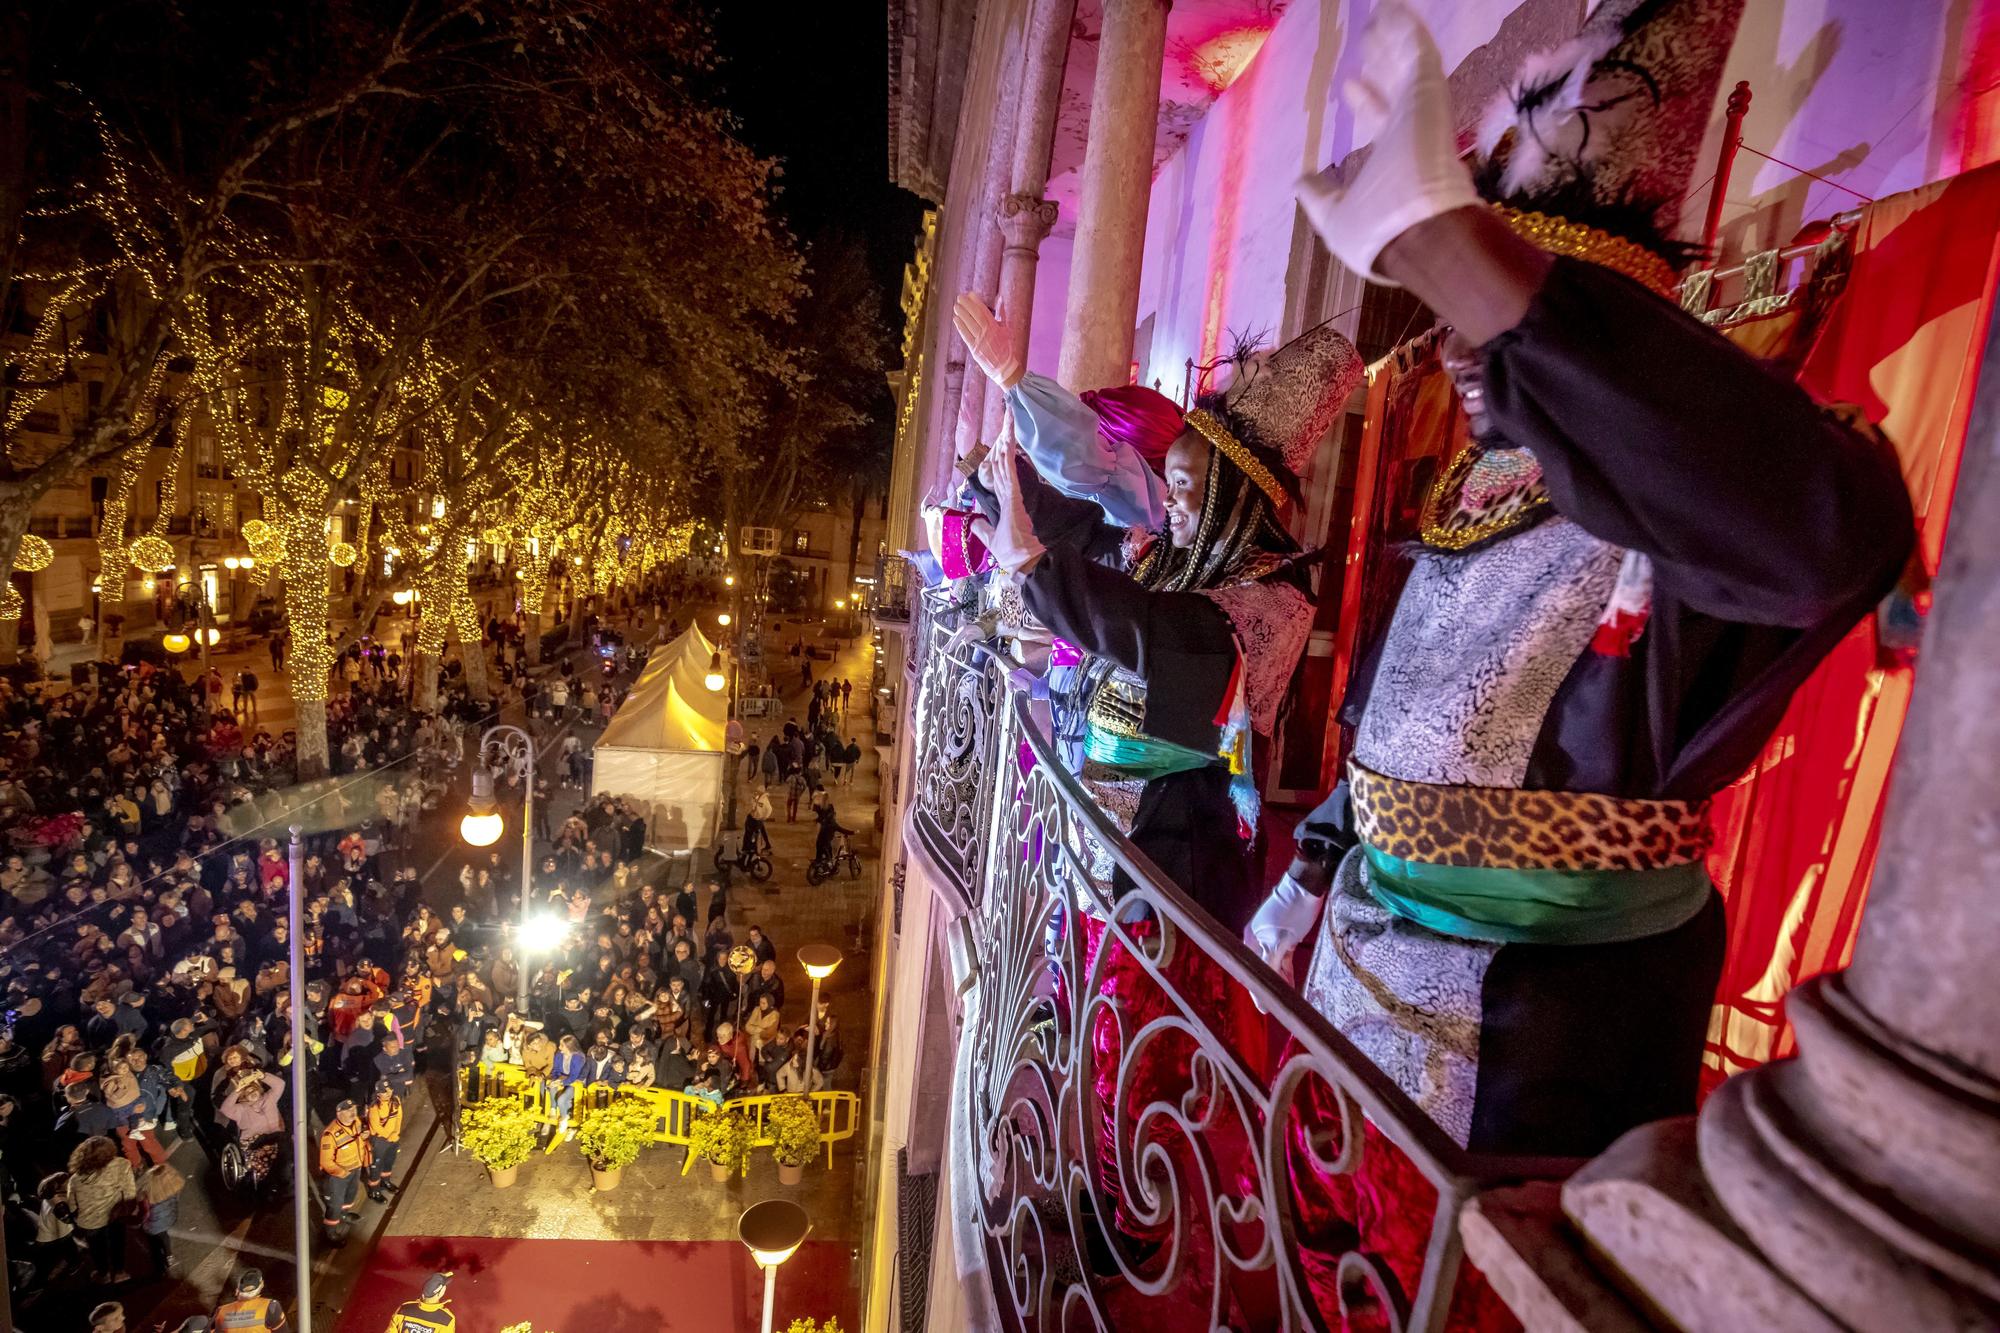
<box><xmin>13</xmin><ymin>535</ymin><xmax>53</xmax><ymax>573</ymax></box>
<box><xmin>0</xmin><ymin>586</ymin><xmax>20</xmax><ymax>621</ymax></box>
<box><xmin>128</xmin><ymin>535</ymin><xmax>175</xmax><ymax>574</ymax></box>
<box><xmin>240</xmin><ymin>519</ymin><xmax>275</xmax><ymax>547</ymax></box>
<box><xmin>329</xmin><ymin>541</ymin><xmax>358</xmax><ymax>568</ymax></box>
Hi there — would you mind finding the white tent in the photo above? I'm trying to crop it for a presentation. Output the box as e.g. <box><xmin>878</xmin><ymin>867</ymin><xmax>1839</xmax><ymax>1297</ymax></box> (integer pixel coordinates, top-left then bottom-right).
<box><xmin>591</xmin><ymin>626</ymin><xmax>729</xmax><ymax>853</ymax></box>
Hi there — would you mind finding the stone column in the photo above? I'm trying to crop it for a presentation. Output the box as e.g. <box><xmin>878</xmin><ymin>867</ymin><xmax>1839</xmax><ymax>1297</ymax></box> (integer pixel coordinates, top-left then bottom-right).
<box><xmin>981</xmin><ymin>0</ymin><xmax>1076</xmax><ymax>442</ymax></box>
<box><xmin>1056</xmin><ymin>0</ymin><xmax>1168</xmax><ymax>393</ymax></box>
<box><xmin>932</xmin><ymin>356</ymin><xmax>969</xmax><ymax>501</ymax></box>
<box><xmin>1522</xmin><ymin>295</ymin><xmax>2000</xmax><ymax>1331</ymax></box>
<box><xmin>952</xmin><ymin>32</ymin><xmax>1025</xmax><ymax>461</ymax></box>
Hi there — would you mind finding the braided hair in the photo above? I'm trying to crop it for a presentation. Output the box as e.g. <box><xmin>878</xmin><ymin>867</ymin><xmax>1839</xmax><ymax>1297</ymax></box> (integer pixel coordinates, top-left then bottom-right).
<box><xmin>1130</xmin><ymin>394</ymin><xmax>1299</xmax><ymax>594</ymax></box>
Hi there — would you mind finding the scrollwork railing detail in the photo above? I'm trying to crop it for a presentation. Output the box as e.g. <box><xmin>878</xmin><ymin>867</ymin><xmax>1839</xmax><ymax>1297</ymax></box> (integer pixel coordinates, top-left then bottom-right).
<box><xmin>907</xmin><ymin>585</ymin><xmax>1003</xmax><ymax>907</ymax></box>
<box><xmin>951</xmin><ymin>687</ymin><xmax>1573</xmax><ymax>1333</ymax></box>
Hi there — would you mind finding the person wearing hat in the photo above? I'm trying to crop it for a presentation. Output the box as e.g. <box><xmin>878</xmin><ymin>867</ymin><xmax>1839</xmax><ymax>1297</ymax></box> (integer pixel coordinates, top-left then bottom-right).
<box><xmin>961</xmin><ymin>313</ymin><xmax>1359</xmax><ymax>937</ymax></box>
<box><xmin>384</xmin><ymin>1271</ymin><xmax>454</xmax><ymax>1333</ymax></box>
<box><xmin>363</xmin><ymin>1081</ymin><xmax>404</xmax><ymax>1203</ymax></box>
<box><xmin>214</xmin><ymin>1267</ymin><xmax>286</xmax><ymax>1330</ymax></box>
<box><xmin>316</xmin><ymin>1099</ymin><xmax>371</xmax><ymax>1242</ymax></box>
<box><xmin>1248</xmin><ymin>0</ymin><xmax>1920</xmax><ymax>1316</ymax></box>
<box><xmin>960</xmin><ymin>306</ymin><xmax>1363</xmax><ymax>1257</ymax></box>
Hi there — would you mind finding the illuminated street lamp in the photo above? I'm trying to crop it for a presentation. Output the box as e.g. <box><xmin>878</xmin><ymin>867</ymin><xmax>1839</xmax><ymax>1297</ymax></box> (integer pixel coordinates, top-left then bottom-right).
<box><xmin>223</xmin><ymin>556</ymin><xmax>241</xmax><ymax>570</ymax></box>
<box><xmin>162</xmin><ymin>631</ymin><xmax>191</xmax><ymax>654</ymax></box>
<box><xmin>461</xmin><ymin>727</ymin><xmax>541</xmax><ymax>1010</ymax></box>
<box><xmin>724</xmin><ymin>573</ymin><xmax>735</xmax><ymax>587</ymax></box>
<box><xmin>704</xmin><ymin>651</ymin><xmax>726</xmax><ymax>692</ymax></box>
<box><xmin>798</xmin><ymin>945</ymin><xmax>842</xmax><ymax>1083</ymax></box>
<box><xmin>460</xmin><ymin>770</ymin><xmax>504</xmax><ymax>847</ymax></box>
<box><xmin>738</xmin><ymin>1199</ymin><xmax>812</xmax><ymax>1333</ymax></box>
<box><xmin>717</xmin><ymin>612</ymin><xmax>732</xmax><ymax>627</ymax></box>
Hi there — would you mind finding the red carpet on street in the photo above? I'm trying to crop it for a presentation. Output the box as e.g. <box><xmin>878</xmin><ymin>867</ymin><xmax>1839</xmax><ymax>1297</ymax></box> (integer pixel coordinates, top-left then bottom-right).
<box><xmin>336</xmin><ymin>1236</ymin><xmax>858</xmax><ymax>1332</ymax></box>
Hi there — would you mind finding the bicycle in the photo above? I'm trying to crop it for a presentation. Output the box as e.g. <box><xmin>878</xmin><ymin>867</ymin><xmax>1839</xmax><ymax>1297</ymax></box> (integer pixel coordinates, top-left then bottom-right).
<box><xmin>737</xmin><ymin>848</ymin><xmax>773</xmax><ymax>882</ymax></box>
<box><xmin>806</xmin><ymin>832</ymin><xmax>862</xmax><ymax>886</ymax></box>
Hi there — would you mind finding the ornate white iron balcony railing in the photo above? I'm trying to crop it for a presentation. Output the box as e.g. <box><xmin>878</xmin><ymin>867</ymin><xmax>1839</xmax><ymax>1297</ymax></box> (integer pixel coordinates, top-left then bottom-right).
<box><xmin>904</xmin><ymin>585</ymin><xmax>1577</xmax><ymax>1333</ymax></box>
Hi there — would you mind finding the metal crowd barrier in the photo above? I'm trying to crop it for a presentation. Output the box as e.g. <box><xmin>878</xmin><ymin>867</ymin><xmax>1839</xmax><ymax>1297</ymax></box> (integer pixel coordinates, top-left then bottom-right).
<box><xmin>461</xmin><ymin>1059</ymin><xmax>860</xmax><ymax>1175</ymax></box>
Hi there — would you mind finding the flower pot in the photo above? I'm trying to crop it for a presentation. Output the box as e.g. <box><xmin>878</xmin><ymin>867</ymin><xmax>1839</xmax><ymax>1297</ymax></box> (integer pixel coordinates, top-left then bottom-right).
<box><xmin>489</xmin><ymin>1164</ymin><xmax>520</xmax><ymax>1189</ymax></box>
<box><xmin>777</xmin><ymin>1161</ymin><xmax>804</xmax><ymax>1186</ymax></box>
<box><xmin>591</xmin><ymin>1164</ymin><xmax>623</xmax><ymax>1192</ymax></box>
<box><xmin>709</xmin><ymin>1161</ymin><xmax>731</xmax><ymax>1183</ymax></box>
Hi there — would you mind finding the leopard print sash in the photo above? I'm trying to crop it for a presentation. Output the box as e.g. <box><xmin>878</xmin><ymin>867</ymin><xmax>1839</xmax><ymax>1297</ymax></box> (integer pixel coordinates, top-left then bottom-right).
<box><xmin>1348</xmin><ymin>762</ymin><xmax>1711</xmax><ymax>872</ymax></box>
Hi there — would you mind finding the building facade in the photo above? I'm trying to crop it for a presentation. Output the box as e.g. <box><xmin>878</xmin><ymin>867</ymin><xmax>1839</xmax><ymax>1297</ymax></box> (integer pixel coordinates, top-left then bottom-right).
<box><xmin>861</xmin><ymin>1</ymin><xmax>2000</xmax><ymax>1330</ymax></box>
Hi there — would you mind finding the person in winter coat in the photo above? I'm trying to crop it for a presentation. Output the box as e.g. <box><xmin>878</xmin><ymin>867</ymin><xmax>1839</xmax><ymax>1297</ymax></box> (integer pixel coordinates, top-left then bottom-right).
<box><xmin>742</xmin><ymin>787</ymin><xmax>773</xmax><ymax>858</ymax></box>
<box><xmin>64</xmin><ymin>1136</ymin><xmax>136</xmax><ymax>1281</ymax></box>
<box><xmin>136</xmin><ymin>1160</ymin><xmax>185</xmax><ymax>1277</ymax></box>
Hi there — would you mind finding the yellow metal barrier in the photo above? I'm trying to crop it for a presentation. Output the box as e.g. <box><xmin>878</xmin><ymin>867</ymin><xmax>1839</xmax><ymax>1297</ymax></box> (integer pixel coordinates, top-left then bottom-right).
<box><xmin>461</xmin><ymin>1061</ymin><xmax>859</xmax><ymax>1175</ymax></box>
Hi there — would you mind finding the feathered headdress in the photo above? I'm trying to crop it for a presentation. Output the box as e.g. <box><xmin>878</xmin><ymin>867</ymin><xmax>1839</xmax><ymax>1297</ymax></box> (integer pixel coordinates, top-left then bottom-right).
<box><xmin>1473</xmin><ymin>0</ymin><xmax>1747</xmax><ymax>288</ymax></box>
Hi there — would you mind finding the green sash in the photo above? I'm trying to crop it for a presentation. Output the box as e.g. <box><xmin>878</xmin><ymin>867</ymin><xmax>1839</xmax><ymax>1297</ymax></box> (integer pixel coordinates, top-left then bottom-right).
<box><xmin>1083</xmin><ymin>724</ymin><xmax>1215</xmax><ymax>780</ymax></box>
<box><xmin>1362</xmin><ymin>845</ymin><xmax>1712</xmax><ymax>946</ymax></box>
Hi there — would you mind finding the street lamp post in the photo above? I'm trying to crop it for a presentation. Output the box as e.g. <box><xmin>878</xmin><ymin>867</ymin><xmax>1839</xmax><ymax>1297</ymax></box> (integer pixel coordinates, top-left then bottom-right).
<box><xmin>461</xmin><ymin>723</ymin><xmax>536</xmax><ymax>1011</ymax></box>
<box><xmin>286</xmin><ymin>826</ymin><xmax>314</xmax><ymax>1333</ymax></box>
<box><xmin>797</xmin><ymin>945</ymin><xmax>842</xmax><ymax>1087</ymax></box>
<box><xmin>738</xmin><ymin>1199</ymin><xmax>811</xmax><ymax>1333</ymax></box>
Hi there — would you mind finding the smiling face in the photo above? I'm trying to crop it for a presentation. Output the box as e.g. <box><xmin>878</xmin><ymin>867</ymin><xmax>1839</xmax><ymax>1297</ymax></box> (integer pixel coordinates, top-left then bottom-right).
<box><xmin>1440</xmin><ymin>329</ymin><xmax>1496</xmax><ymax>443</ymax></box>
<box><xmin>1161</xmin><ymin>433</ymin><xmax>1212</xmax><ymax>548</ymax></box>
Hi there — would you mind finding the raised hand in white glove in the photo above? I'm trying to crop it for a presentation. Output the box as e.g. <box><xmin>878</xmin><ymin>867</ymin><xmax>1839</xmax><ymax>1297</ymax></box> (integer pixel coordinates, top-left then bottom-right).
<box><xmin>973</xmin><ymin>437</ymin><xmax>1047</xmax><ymax>577</ymax></box>
<box><xmin>1296</xmin><ymin>1</ymin><xmax>1479</xmax><ymax>283</ymax></box>
<box><xmin>954</xmin><ymin>292</ymin><xmax>1024</xmax><ymax>390</ymax></box>
<box><xmin>1244</xmin><ymin>873</ymin><xmax>1326</xmax><ymax>998</ymax></box>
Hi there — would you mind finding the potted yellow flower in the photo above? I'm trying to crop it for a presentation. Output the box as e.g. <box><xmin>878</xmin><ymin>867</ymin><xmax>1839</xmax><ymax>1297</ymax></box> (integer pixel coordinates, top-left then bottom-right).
<box><xmin>461</xmin><ymin>1096</ymin><xmax>540</xmax><ymax>1188</ymax></box>
<box><xmin>575</xmin><ymin>1096</ymin><xmax>655</xmax><ymax>1192</ymax></box>
<box><xmin>689</xmin><ymin>1107</ymin><xmax>749</xmax><ymax>1182</ymax></box>
<box><xmin>768</xmin><ymin>1094</ymin><xmax>821</xmax><ymax>1185</ymax></box>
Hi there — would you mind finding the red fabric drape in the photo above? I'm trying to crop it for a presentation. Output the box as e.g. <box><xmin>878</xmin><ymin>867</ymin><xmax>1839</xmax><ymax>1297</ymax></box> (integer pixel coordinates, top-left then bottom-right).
<box><xmin>1703</xmin><ymin>164</ymin><xmax>2000</xmax><ymax>1077</ymax></box>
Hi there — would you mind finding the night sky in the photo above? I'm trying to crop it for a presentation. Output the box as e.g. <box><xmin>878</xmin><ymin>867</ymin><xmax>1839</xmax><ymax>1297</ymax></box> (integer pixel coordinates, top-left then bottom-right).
<box><xmin>712</xmin><ymin>1</ymin><xmax>930</xmax><ymax>338</ymax></box>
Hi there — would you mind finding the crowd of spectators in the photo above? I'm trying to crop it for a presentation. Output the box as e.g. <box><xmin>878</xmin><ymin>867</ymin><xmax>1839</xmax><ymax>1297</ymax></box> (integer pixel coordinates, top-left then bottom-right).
<box><xmin>0</xmin><ymin>588</ymin><xmax>847</xmax><ymax>1322</ymax></box>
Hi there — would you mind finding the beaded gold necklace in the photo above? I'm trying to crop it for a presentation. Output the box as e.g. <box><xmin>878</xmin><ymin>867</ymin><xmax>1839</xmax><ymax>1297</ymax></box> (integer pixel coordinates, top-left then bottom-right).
<box><xmin>1418</xmin><ymin>443</ymin><xmax>1551</xmax><ymax>552</ymax></box>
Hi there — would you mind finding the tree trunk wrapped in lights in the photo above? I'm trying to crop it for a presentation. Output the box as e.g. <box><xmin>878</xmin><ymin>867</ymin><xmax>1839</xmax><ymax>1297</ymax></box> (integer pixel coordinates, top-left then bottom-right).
<box><xmin>519</xmin><ymin>545</ymin><xmax>551</xmax><ymax>664</ymax></box>
<box><xmin>454</xmin><ymin>582</ymin><xmax>490</xmax><ymax>702</ymax></box>
<box><xmin>93</xmin><ymin>458</ymin><xmax>144</xmax><ymax>664</ymax></box>
<box><xmin>410</xmin><ymin>538</ymin><xmax>458</xmax><ymax>714</ymax></box>
<box><xmin>277</xmin><ymin>468</ymin><xmax>337</xmax><ymax>777</ymax></box>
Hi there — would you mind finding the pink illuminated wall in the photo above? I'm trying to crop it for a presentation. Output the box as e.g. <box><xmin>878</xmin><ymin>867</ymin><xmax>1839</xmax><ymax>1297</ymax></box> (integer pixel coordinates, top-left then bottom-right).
<box><xmin>1111</xmin><ymin>0</ymin><xmax>1986</xmax><ymax>394</ymax></box>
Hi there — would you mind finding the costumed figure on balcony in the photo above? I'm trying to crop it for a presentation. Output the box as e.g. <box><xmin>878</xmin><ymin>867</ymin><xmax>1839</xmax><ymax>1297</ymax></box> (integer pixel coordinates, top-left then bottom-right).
<box><xmin>956</xmin><ymin>305</ymin><xmax>1362</xmax><ymax>1295</ymax></box>
<box><xmin>943</xmin><ymin>300</ymin><xmax>1187</xmax><ymax>772</ymax></box>
<box><xmin>1248</xmin><ymin>0</ymin><xmax>1916</xmax><ymax>1323</ymax></box>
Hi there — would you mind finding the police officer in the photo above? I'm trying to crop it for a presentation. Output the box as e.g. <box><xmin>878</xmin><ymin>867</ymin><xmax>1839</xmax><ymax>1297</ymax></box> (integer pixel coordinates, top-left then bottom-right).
<box><xmin>317</xmin><ymin>1099</ymin><xmax>371</xmax><ymax>1244</ymax></box>
<box><xmin>373</xmin><ymin>1032</ymin><xmax>415</xmax><ymax>1101</ymax></box>
<box><xmin>214</xmin><ymin>1268</ymin><xmax>287</xmax><ymax>1330</ymax></box>
<box><xmin>364</xmin><ymin>1080</ymin><xmax>405</xmax><ymax>1203</ymax></box>
<box><xmin>385</xmin><ymin>1271</ymin><xmax>456</xmax><ymax>1333</ymax></box>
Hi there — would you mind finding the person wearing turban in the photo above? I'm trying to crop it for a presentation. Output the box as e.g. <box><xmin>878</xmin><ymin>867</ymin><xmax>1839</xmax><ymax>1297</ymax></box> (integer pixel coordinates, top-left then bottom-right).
<box><xmin>1249</xmin><ymin>1</ymin><xmax>1915</xmax><ymax>1322</ymax></box>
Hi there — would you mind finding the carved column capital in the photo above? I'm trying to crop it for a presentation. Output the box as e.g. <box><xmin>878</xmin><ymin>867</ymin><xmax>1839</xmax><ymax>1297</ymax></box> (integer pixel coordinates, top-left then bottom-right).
<box><xmin>997</xmin><ymin>194</ymin><xmax>1059</xmax><ymax>255</ymax></box>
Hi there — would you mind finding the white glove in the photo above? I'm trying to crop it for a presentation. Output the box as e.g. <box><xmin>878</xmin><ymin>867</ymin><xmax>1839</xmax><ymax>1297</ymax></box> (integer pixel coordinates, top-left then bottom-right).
<box><xmin>953</xmin><ymin>292</ymin><xmax>1024</xmax><ymax>390</ymax></box>
<box><xmin>1245</xmin><ymin>873</ymin><xmax>1326</xmax><ymax>994</ymax></box>
<box><xmin>973</xmin><ymin>438</ymin><xmax>1047</xmax><ymax>576</ymax></box>
<box><xmin>1296</xmin><ymin>2</ymin><xmax>1479</xmax><ymax>283</ymax></box>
